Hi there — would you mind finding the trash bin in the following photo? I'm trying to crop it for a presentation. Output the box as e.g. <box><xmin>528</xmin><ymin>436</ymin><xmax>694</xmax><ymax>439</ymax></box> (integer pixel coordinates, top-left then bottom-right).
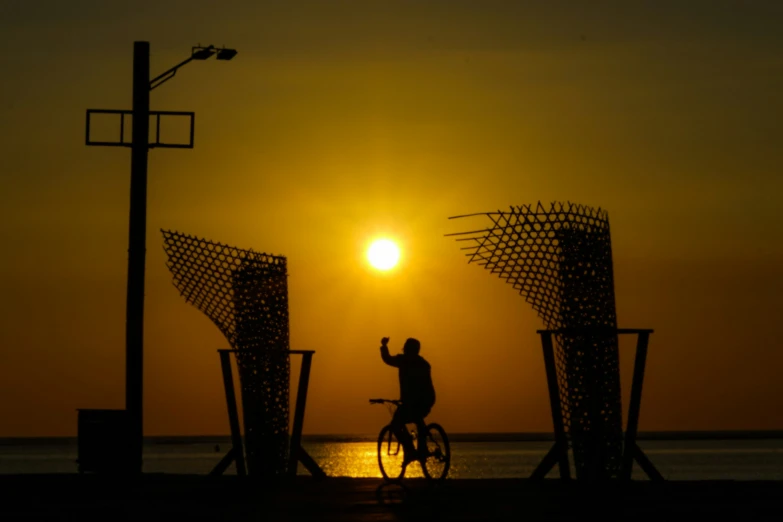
<box><xmin>77</xmin><ymin>409</ymin><xmax>133</xmax><ymax>474</ymax></box>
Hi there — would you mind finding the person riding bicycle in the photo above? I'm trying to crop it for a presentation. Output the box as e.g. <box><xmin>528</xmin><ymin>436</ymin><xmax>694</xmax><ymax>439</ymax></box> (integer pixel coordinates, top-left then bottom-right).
<box><xmin>379</xmin><ymin>336</ymin><xmax>436</xmax><ymax>466</ymax></box>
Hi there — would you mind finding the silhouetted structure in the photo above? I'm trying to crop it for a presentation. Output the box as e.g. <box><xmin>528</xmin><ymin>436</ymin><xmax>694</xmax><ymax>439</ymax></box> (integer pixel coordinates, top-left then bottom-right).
<box><xmin>84</xmin><ymin>41</ymin><xmax>236</xmax><ymax>473</ymax></box>
<box><xmin>161</xmin><ymin>230</ymin><xmax>290</xmax><ymax>478</ymax></box>
<box><xmin>448</xmin><ymin>202</ymin><xmax>659</xmax><ymax>480</ymax></box>
<box><xmin>213</xmin><ymin>347</ymin><xmax>325</xmax><ymax>480</ymax></box>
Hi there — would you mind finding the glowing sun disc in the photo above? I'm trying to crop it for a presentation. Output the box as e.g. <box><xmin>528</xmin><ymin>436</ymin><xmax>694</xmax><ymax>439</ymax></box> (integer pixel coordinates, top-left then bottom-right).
<box><xmin>367</xmin><ymin>239</ymin><xmax>400</xmax><ymax>270</ymax></box>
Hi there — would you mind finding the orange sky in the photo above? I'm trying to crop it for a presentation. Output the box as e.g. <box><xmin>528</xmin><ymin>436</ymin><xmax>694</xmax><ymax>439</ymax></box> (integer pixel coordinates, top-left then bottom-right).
<box><xmin>1</xmin><ymin>1</ymin><xmax>782</xmax><ymax>437</ymax></box>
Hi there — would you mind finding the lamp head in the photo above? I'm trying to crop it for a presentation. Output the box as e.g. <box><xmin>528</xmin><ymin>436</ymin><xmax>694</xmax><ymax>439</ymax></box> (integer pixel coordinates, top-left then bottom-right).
<box><xmin>216</xmin><ymin>48</ymin><xmax>238</xmax><ymax>61</ymax></box>
<box><xmin>192</xmin><ymin>46</ymin><xmax>216</xmax><ymax>60</ymax></box>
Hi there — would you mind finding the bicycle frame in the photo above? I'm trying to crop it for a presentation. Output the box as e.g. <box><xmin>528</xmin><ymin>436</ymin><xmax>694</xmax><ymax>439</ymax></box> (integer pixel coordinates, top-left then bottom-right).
<box><xmin>371</xmin><ymin>398</ymin><xmax>421</xmax><ymax>456</ymax></box>
<box><xmin>385</xmin><ymin>430</ymin><xmax>401</xmax><ymax>457</ymax></box>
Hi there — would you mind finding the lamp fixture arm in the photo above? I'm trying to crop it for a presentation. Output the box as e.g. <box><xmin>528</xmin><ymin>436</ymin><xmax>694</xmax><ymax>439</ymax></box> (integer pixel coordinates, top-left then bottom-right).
<box><xmin>149</xmin><ymin>55</ymin><xmax>196</xmax><ymax>91</ymax></box>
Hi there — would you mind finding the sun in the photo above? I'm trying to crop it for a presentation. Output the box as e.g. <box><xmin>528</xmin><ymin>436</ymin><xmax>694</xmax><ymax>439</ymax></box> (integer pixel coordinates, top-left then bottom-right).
<box><xmin>366</xmin><ymin>239</ymin><xmax>401</xmax><ymax>271</ymax></box>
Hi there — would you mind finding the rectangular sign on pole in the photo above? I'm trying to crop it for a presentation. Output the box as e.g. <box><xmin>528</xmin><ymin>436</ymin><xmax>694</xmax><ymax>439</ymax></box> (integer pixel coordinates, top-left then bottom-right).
<box><xmin>86</xmin><ymin>109</ymin><xmax>195</xmax><ymax>148</ymax></box>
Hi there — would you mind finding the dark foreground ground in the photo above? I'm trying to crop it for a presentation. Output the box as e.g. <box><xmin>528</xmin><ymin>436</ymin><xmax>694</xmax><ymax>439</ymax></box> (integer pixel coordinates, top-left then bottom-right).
<box><xmin>1</xmin><ymin>475</ymin><xmax>781</xmax><ymax>521</ymax></box>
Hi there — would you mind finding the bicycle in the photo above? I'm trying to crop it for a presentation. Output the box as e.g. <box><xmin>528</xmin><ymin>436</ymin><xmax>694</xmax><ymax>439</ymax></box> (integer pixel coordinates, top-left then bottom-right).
<box><xmin>369</xmin><ymin>398</ymin><xmax>451</xmax><ymax>482</ymax></box>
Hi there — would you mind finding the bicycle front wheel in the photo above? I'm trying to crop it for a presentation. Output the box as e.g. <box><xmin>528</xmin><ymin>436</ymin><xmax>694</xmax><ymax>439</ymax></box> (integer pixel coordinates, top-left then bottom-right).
<box><xmin>421</xmin><ymin>423</ymin><xmax>450</xmax><ymax>481</ymax></box>
<box><xmin>377</xmin><ymin>425</ymin><xmax>405</xmax><ymax>481</ymax></box>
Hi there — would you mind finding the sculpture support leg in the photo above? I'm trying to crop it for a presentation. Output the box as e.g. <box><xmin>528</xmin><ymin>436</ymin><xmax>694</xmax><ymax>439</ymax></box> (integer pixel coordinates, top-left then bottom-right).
<box><xmin>288</xmin><ymin>351</ymin><xmax>313</xmax><ymax>476</ymax></box>
<box><xmin>213</xmin><ymin>349</ymin><xmax>324</xmax><ymax>479</ymax></box>
<box><xmin>633</xmin><ymin>443</ymin><xmax>664</xmax><ymax>481</ymax></box>
<box><xmin>210</xmin><ymin>447</ymin><xmax>237</xmax><ymax>476</ymax></box>
<box><xmin>219</xmin><ymin>349</ymin><xmax>246</xmax><ymax>476</ymax></box>
<box><xmin>538</xmin><ymin>332</ymin><xmax>571</xmax><ymax>479</ymax></box>
<box><xmin>622</xmin><ymin>332</ymin><xmax>649</xmax><ymax>480</ymax></box>
<box><xmin>530</xmin><ymin>440</ymin><xmax>569</xmax><ymax>480</ymax></box>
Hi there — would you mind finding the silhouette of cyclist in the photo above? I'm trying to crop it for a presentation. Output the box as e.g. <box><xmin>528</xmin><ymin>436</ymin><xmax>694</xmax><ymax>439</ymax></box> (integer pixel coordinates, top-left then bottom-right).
<box><xmin>379</xmin><ymin>336</ymin><xmax>436</xmax><ymax>466</ymax></box>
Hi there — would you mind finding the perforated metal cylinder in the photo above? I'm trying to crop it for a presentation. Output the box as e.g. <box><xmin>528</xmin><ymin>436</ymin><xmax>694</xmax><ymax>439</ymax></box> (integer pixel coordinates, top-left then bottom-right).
<box><xmin>161</xmin><ymin>230</ymin><xmax>290</xmax><ymax>478</ymax></box>
<box><xmin>450</xmin><ymin>202</ymin><xmax>623</xmax><ymax>479</ymax></box>
<box><xmin>233</xmin><ymin>261</ymin><xmax>290</xmax><ymax>477</ymax></box>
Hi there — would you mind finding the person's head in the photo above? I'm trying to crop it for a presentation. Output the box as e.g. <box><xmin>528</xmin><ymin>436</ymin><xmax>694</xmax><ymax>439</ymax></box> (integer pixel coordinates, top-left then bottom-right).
<box><xmin>403</xmin><ymin>338</ymin><xmax>421</xmax><ymax>356</ymax></box>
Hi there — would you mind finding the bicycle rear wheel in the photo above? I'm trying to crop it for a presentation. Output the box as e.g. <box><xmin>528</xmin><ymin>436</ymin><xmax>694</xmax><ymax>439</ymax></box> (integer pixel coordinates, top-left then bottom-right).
<box><xmin>377</xmin><ymin>425</ymin><xmax>405</xmax><ymax>481</ymax></box>
<box><xmin>421</xmin><ymin>423</ymin><xmax>450</xmax><ymax>481</ymax></box>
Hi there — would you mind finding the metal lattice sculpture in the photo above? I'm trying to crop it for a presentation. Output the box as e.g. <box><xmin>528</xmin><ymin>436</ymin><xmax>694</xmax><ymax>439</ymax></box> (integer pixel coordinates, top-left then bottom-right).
<box><xmin>448</xmin><ymin>202</ymin><xmax>623</xmax><ymax>479</ymax></box>
<box><xmin>161</xmin><ymin>230</ymin><xmax>290</xmax><ymax>478</ymax></box>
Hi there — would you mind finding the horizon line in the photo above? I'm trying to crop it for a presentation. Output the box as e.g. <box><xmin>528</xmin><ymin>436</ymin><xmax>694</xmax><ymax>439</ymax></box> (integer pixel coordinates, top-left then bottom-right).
<box><xmin>2</xmin><ymin>429</ymin><xmax>783</xmax><ymax>444</ymax></box>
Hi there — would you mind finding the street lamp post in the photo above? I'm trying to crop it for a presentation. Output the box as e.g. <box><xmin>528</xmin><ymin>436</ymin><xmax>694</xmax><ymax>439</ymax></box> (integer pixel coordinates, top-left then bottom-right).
<box><xmin>85</xmin><ymin>41</ymin><xmax>237</xmax><ymax>473</ymax></box>
<box><xmin>126</xmin><ymin>41</ymin><xmax>150</xmax><ymax>476</ymax></box>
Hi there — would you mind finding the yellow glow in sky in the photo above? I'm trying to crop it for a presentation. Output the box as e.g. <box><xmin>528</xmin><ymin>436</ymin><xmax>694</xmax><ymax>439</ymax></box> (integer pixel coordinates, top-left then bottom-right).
<box><xmin>1</xmin><ymin>2</ymin><xmax>783</xmax><ymax>438</ymax></box>
<box><xmin>367</xmin><ymin>239</ymin><xmax>401</xmax><ymax>271</ymax></box>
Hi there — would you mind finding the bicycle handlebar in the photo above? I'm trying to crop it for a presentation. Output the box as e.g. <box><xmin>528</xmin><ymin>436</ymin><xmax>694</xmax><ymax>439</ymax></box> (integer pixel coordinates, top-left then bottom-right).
<box><xmin>369</xmin><ymin>398</ymin><xmax>401</xmax><ymax>405</ymax></box>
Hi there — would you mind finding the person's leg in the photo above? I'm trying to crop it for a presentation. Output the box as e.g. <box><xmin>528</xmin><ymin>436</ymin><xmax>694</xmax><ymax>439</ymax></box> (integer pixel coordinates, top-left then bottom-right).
<box><xmin>391</xmin><ymin>405</ymin><xmax>416</xmax><ymax>462</ymax></box>
<box><xmin>414</xmin><ymin>418</ymin><xmax>427</xmax><ymax>456</ymax></box>
<box><xmin>414</xmin><ymin>405</ymin><xmax>432</xmax><ymax>456</ymax></box>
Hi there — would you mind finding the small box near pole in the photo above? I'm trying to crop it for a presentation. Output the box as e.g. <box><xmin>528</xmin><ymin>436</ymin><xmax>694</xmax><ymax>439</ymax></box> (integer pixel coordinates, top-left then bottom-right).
<box><xmin>77</xmin><ymin>409</ymin><xmax>133</xmax><ymax>474</ymax></box>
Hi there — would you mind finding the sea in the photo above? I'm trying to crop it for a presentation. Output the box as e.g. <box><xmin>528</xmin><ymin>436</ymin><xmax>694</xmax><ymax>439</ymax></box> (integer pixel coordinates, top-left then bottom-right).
<box><xmin>2</xmin><ymin>433</ymin><xmax>782</xmax><ymax>480</ymax></box>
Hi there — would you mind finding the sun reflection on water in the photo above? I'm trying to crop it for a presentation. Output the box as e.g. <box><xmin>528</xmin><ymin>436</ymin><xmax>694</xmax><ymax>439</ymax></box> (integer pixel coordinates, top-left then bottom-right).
<box><xmin>297</xmin><ymin>441</ymin><xmax>555</xmax><ymax>479</ymax></box>
<box><xmin>299</xmin><ymin>442</ymin><xmax>428</xmax><ymax>478</ymax></box>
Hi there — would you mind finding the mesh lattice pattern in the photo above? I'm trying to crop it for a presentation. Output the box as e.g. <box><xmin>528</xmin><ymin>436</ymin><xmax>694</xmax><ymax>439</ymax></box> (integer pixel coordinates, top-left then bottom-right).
<box><xmin>161</xmin><ymin>230</ymin><xmax>290</xmax><ymax>478</ymax></box>
<box><xmin>449</xmin><ymin>202</ymin><xmax>623</xmax><ymax>479</ymax></box>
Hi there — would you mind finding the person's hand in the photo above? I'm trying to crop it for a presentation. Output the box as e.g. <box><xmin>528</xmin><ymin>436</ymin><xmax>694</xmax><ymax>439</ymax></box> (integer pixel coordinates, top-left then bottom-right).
<box><xmin>381</xmin><ymin>337</ymin><xmax>389</xmax><ymax>347</ymax></box>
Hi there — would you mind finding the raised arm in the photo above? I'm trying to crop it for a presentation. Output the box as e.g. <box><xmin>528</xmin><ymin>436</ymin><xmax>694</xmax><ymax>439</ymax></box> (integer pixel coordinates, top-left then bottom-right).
<box><xmin>380</xmin><ymin>337</ymin><xmax>401</xmax><ymax>368</ymax></box>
